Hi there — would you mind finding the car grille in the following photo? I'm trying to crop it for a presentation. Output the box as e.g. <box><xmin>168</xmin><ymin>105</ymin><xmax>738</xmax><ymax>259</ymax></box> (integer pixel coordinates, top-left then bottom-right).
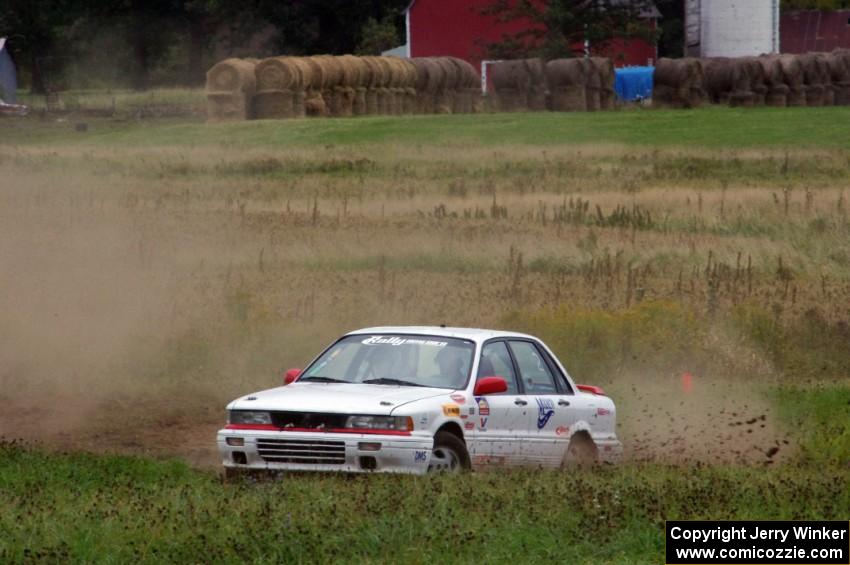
<box><xmin>269</xmin><ymin>411</ymin><xmax>349</xmax><ymax>429</ymax></box>
<box><xmin>256</xmin><ymin>438</ymin><xmax>346</xmax><ymax>465</ymax></box>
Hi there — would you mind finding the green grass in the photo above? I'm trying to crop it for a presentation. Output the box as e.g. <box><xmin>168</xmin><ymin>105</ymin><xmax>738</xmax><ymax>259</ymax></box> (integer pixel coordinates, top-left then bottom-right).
<box><xmin>1</xmin><ymin>441</ymin><xmax>847</xmax><ymax>564</ymax></box>
<box><xmin>774</xmin><ymin>386</ymin><xmax>850</xmax><ymax>466</ymax></box>
<box><xmin>15</xmin><ymin>88</ymin><xmax>205</xmax><ymax>115</ymax></box>
<box><xmin>4</xmin><ymin>105</ymin><xmax>850</xmax><ymax>149</ymax></box>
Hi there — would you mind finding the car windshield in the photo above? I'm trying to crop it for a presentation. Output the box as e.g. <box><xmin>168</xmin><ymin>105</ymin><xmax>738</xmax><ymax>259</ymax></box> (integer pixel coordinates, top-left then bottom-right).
<box><xmin>300</xmin><ymin>334</ymin><xmax>475</xmax><ymax>390</ymax></box>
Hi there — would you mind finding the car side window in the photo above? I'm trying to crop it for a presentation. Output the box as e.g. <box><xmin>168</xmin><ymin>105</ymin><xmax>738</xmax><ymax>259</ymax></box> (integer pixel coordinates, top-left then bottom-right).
<box><xmin>509</xmin><ymin>341</ymin><xmax>558</xmax><ymax>394</ymax></box>
<box><xmin>477</xmin><ymin>342</ymin><xmax>519</xmax><ymax>395</ymax></box>
<box><xmin>539</xmin><ymin>346</ymin><xmax>574</xmax><ymax>394</ymax></box>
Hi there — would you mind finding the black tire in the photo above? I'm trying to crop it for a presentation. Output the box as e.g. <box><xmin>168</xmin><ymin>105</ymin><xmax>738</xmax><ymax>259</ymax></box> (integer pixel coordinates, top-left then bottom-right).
<box><xmin>428</xmin><ymin>431</ymin><xmax>471</xmax><ymax>473</ymax></box>
<box><xmin>562</xmin><ymin>434</ymin><xmax>599</xmax><ymax>468</ymax></box>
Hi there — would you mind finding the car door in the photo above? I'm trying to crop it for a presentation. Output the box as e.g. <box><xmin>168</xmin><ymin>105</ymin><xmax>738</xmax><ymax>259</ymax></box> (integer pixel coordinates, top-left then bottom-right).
<box><xmin>468</xmin><ymin>340</ymin><xmax>532</xmax><ymax>467</ymax></box>
<box><xmin>508</xmin><ymin>340</ymin><xmax>577</xmax><ymax>467</ymax></box>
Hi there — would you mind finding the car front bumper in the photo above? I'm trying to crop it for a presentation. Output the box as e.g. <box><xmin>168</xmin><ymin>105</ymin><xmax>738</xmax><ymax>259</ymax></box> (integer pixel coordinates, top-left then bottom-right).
<box><xmin>217</xmin><ymin>429</ymin><xmax>434</xmax><ymax>475</ymax></box>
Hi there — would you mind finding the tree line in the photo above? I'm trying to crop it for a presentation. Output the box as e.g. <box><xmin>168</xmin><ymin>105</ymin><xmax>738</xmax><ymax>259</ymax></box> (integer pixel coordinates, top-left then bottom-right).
<box><xmin>1</xmin><ymin>0</ymin><xmax>687</xmax><ymax>93</ymax></box>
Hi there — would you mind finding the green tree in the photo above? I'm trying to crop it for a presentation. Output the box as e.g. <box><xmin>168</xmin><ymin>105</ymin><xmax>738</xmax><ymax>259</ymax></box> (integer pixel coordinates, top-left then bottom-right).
<box><xmin>0</xmin><ymin>0</ymin><xmax>82</xmax><ymax>93</ymax></box>
<box><xmin>356</xmin><ymin>16</ymin><xmax>401</xmax><ymax>55</ymax></box>
<box><xmin>483</xmin><ymin>0</ymin><xmax>660</xmax><ymax>60</ymax></box>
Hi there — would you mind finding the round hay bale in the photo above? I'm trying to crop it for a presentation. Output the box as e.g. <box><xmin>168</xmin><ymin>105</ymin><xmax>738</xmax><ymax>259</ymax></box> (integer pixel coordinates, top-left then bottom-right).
<box><xmin>360</xmin><ymin>57</ymin><xmax>384</xmax><ymax>89</ymax></box>
<box><xmin>653</xmin><ymin>57</ymin><xmax>704</xmax><ymax>108</ymax></box>
<box><xmin>303</xmin><ymin>57</ymin><xmax>325</xmax><ymax>90</ymax></box>
<box><xmin>410</xmin><ymin>58</ymin><xmax>432</xmax><ymax>93</ymax></box>
<box><xmin>376</xmin><ymin>87</ymin><xmax>391</xmax><ymax>114</ymax></box>
<box><xmin>399</xmin><ymin>59</ymin><xmax>418</xmax><ymax>89</ymax></box>
<box><xmin>425</xmin><ymin>58</ymin><xmax>444</xmax><ymax>94</ymax></box>
<box><xmin>402</xmin><ymin>87</ymin><xmax>418</xmax><ymax>114</ymax></box>
<box><xmin>778</xmin><ymin>54</ymin><xmax>805</xmax><ymax>88</ymax></box>
<box><xmin>653</xmin><ymin>58</ymin><xmax>688</xmax><ymax>107</ymax></box>
<box><xmin>364</xmin><ymin>57</ymin><xmax>382</xmax><ymax>88</ymax></box>
<box><xmin>495</xmin><ymin>87</ymin><xmax>525</xmax><ymax>112</ymax></box>
<box><xmin>703</xmin><ymin>57</ymin><xmax>752</xmax><ymax>106</ymax></box>
<box><xmin>741</xmin><ymin>57</ymin><xmax>768</xmax><ymax>106</ymax></box>
<box><xmin>365</xmin><ymin>88</ymin><xmax>380</xmax><ymax>114</ymax></box>
<box><xmin>338</xmin><ymin>55</ymin><xmax>362</xmax><ymax>87</ymax></box>
<box><xmin>490</xmin><ymin>59</ymin><xmax>526</xmax><ymax>91</ymax></box>
<box><xmin>817</xmin><ymin>52</ymin><xmax>847</xmax><ymax>105</ymax></box>
<box><xmin>451</xmin><ymin>89</ymin><xmax>469</xmax><ymax>114</ymax></box>
<box><xmin>524</xmin><ymin>58</ymin><xmax>547</xmax><ymax>111</ymax></box>
<box><xmin>490</xmin><ymin>59</ymin><xmax>536</xmax><ymax>112</ymax></box>
<box><xmin>550</xmin><ymin>85</ymin><xmax>586</xmax><ymax>112</ymax></box>
<box><xmin>546</xmin><ymin>59</ymin><xmax>587</xmax><ymax>111</ymax></box>
<box><xmin>353</xmin><ymin>87</ymin><xmax>368</xmax><ymax>115</ymax></box>
<box><xmin>590</xmin><ymin>57</ymin><xmax>616</xmax><ymax>110</ymax></box>
<box><xmin>582</xmin><ymin>59</ymin><xmax>602</xmax><ymax>111</ymax></box>
<box><xmin>394</xmin><ymin>87</ymin><xmax>408</xmax><ymax>114</ymax></box>
<box><xmin>314</xmin><ymin>55</ymin><xmax>344</xmax><ymax>89</ymax></box>
<box><xmin>765</xmin><ymin>90</ymin><xmax>788</xmax><ymax>107</ymax></box>
<box><xmin>305</xmin><ymin>91</ymin><xmax>328</xmax><ymax>117</ymax></box>
<box><xmin>799</xmin><ymin>53</ymin><xmax>830</xmax><ymax>106</ymax></box>
<box><xmin>290</xmin><ymin>57</ymin><xmax>314</xmax><ymax>91</ymax></box>
<box><xmin>206</xmin><ymin>92</ymin><xmax>252</xmax><ymax>121</ymax></box>
<box><xmin>255</xmin><ymin>57</ymin><xmax>303</xmax><ymax>91</ymax></box>
<box><xmin>545</xmin><ymin>58</ymin><xmax>587</xmax><ymax>89</ymax></box>
<box><xmin>375</xmin><ymin>58</ymin><xmax>394</xmax><ymax>88</ymax></box>
<box><xmin>806</xmin><ymin>84</ymin><xmax>825</xmax><ymax>107</ymax></box>
<box><xmin>206</xmin><ymin>58</ymin><xmax>257</xmax><ymax>94</ymax></box>
<box><xmin>434</xmin><ymin>89</ymin><xmax>454</xmax><ymax>114</ymax></box>
<box><xmin>254</xmin><ymin>89</ymin><xmax>295</xmax><ymax>119</ymax></box>
<box><xmin>430</xmin><ymin>58</ymin><xmax>457</xmax><ymax>91</ymax></box>
<box><xmin>336</xmin><ymin>86</ymin><xmax>356</xmax><ymax>117</ymax></box>
<box><xmin>758</xmin><ymin>55</ymin><xmax>788</xmax><ymax>106</ymax></box>
<box><xmin>454</xmin><ymin>58</ymin><xmax>480</xmax><ymax>89</ymax></box>
<box><xmin>383</xmin><ymin>57</ymin><xmax>404</xmax><ymax>88</ymax></box>
<box><xmin>469</xmin><ymin>88</ymin><xmax>485</xmax><ymax>113</ymax></box>
<box><xmin>786</xmin><ymin>86</ymin><xmax>807</xmax><ymax>107</ymax></box>
<box><xmin>292</xmin><ymin>89</ymin><xmax>306</xmax><ymax>118</ymax></box>
<box><xmin>831</xmin><ymin>48</ymin><xmax>850</xmax><ymax>105</ymax></box>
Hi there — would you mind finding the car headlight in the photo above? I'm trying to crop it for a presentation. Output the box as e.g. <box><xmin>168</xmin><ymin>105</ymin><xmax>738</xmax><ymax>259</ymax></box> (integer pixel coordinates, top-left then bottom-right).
<box><xmin>229</xmin><ymin>410</ymin><xmax>272</xmax><ymax>425</ymax></box>
<box><xmin>345</xmin><ymin>415</ymin><xmax>413</xmax><ymax>431</ymax></box>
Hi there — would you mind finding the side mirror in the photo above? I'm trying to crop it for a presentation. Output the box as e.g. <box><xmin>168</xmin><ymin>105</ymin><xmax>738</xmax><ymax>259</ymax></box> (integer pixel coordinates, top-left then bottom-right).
<box><xmin>284</xmin><ymin>368</ymin><xmax>301</xmax><ymax>385</ymax></box>
<box><xmin>474</xmin><ymin>376</ymin><xmax>508</xmax><ymax>396</ymax></box>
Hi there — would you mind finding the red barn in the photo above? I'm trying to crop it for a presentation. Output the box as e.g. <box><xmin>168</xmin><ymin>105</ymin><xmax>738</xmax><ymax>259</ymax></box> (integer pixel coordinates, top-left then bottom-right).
<box><xmin>780</xmin><ymin>10</ymin><xmax>850</xmax><ymax>53</ymax></box>
<box><xmin>405</xmin><ymin>0</ymin><xmax>659</xmax><ymax>74</ymax></box>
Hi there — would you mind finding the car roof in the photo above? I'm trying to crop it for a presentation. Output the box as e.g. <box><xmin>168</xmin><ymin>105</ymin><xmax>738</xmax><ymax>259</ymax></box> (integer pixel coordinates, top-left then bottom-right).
<box><xmin>346</xmin><ymin>326</ymin><xmax>537</xmax><ymax>344</ymax></box>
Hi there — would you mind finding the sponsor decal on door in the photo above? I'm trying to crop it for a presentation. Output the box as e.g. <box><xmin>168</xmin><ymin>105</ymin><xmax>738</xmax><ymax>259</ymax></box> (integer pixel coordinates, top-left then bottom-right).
<box><xmin>536</xmin><ymin>398</ymin><xmax>555</xmax><ymax>429</ymax></box>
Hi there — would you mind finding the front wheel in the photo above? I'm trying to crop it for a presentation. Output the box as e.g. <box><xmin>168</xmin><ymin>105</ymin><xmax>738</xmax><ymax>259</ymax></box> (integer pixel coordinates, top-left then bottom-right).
<box><xmin>428</xmin><ymin>431</ymin><xmax>471</xmax><ymax>473</ymax></box>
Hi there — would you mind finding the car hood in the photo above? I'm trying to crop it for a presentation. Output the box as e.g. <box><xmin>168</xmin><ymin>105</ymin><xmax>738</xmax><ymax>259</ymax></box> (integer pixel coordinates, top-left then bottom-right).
<box><xmin>228</xmin><ymin>382</ymin><xmax>452</xmax><ymax>414</ymax></box>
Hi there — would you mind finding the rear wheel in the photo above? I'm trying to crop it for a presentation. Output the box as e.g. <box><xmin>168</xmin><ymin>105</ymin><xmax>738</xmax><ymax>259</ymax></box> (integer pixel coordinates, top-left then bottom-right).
<box><xmin>562</xmin><ymin>434</ymin><xmax>598</xmax><ymax>468</ymax></box>
<box><xmin>428</xmin><ymin>431</ymin><xmax>470</xmax><ymax>473</ymax></box>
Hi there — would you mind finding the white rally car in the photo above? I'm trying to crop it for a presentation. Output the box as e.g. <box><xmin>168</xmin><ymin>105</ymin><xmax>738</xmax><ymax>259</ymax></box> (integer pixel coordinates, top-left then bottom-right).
<box><xmin>218</xmin><ymin>327</ymin><xmax>622</xmax><ymax>475</ymax></box>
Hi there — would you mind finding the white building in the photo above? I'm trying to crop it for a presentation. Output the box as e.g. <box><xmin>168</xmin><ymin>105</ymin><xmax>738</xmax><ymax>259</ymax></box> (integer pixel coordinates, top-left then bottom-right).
<box><xmin>686</xmin><ymin>0</ymin><xmax>780</xmax><ymax>58</ymax></box>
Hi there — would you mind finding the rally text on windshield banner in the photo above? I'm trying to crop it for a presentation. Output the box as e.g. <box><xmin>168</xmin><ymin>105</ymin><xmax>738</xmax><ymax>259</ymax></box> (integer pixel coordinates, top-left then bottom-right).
<box><xmin>666</xmin><ymin>521</ymin><xmax>849</xmax><ymax>565</ymax></box>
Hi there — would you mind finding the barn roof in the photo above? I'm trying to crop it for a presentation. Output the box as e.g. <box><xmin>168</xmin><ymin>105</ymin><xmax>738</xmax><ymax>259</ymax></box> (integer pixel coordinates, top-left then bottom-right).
<box><xmin>405</xmin><ymin>0</ymin><xmax>660</xmax><ymax>19</ymax></box>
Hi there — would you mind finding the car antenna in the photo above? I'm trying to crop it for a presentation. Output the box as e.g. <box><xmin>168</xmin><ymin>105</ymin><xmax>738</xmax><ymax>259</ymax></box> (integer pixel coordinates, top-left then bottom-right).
<box><xmin>440</xmin><ymin>323</ymin><xmax>446</xmax><ymax>328</ymax></box>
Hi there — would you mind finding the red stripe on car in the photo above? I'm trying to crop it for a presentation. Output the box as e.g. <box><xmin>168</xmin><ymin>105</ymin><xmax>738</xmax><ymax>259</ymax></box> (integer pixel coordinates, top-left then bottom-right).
<box><xmin>224</xmin><ymin>424</ymin><xmax>411</xmax><ymax>436</ymax></box>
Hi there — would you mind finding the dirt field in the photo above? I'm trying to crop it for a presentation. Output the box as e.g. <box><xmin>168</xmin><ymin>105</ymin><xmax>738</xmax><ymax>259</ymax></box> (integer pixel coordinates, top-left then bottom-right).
<box><xmin>4</xmin><ymin>112</ymin><xmax>848</xmax><ymax>470</ymax></box>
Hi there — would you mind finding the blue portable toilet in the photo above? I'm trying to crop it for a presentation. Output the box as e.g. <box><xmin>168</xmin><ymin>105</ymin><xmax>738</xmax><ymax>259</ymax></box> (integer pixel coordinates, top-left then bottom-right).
<box><xmin>0</xmin><ymin>38</ymin><xmax>18</xmax><ymax>103</ymax></box>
